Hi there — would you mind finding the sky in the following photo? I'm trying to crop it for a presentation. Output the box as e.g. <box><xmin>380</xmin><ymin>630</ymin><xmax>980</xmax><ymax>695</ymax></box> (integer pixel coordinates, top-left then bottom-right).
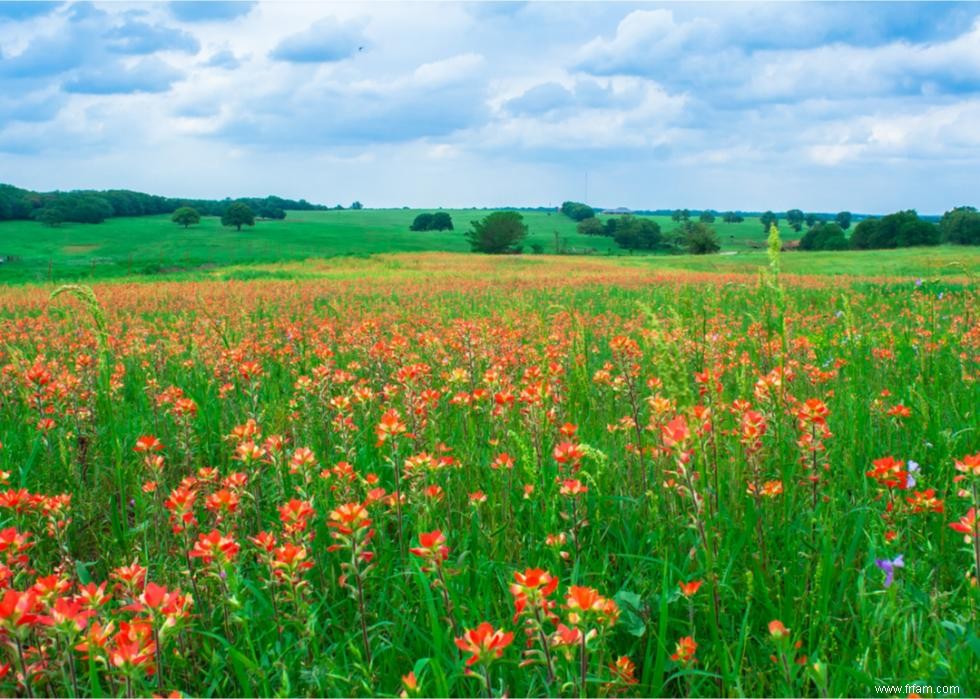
<box><xmin>2</xmin><ymin>1</ymin><xmax>980</xmax><ymax>213</ymax></box>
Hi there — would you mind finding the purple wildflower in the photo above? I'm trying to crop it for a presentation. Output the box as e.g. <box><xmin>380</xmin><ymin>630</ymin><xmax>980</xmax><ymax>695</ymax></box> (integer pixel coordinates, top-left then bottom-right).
<box><xmin>874</xmin><ymin>554</ymin><xmax>904</xmax><ymax>588</ymax></box>
<box><xmin>906</xmin><ymin>461</ymin><xmax>920</xmax><ymax>489</ymax></box>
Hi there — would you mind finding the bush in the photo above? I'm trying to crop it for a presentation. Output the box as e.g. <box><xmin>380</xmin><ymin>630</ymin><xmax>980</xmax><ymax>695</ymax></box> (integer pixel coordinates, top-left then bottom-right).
<box><xmin>465</xmin><ymin>211</ymin><xmax>528</xmax><ymax>254</ymax></box>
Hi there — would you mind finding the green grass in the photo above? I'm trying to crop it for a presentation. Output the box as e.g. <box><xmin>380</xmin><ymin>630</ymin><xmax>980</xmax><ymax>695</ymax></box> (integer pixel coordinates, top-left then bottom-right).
<box><xmin>0</xmin><ymin>263</ymin><xmax>976</xmax><ymax>697</ymax></box>
<box><xmin>0</xmin><ymin>210</ymin><xmax>781</xmax><ymax>284</ymax></box>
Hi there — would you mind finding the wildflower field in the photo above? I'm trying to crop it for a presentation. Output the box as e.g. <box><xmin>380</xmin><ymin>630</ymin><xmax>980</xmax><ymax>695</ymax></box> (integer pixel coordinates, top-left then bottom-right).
<box><xmin>0</xmin><ymin>253</ymin><xmax>977</xmax><ymax>697</ymax></box>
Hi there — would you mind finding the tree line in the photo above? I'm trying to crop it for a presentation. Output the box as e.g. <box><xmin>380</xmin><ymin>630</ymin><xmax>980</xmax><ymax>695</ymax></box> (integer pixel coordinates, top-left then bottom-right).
<box><xmin>0</xmin><ymin>183</ymin><xmax>329</xmax><ymax>226</ymax></box>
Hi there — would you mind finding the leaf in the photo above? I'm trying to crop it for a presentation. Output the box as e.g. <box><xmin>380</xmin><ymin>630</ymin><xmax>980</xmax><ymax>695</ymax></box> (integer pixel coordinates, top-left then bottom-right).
<box><xmin>614</xmin><ymin>589</ymin><xmax>646</xmax><ymax>637</ymax></box>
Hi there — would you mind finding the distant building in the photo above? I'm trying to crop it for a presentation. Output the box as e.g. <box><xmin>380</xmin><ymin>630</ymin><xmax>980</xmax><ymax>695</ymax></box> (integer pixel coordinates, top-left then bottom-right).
<box><xmin>601</xmin><ymin>207</ymin><xmax>632</xmax><ymax>215</ymax></box>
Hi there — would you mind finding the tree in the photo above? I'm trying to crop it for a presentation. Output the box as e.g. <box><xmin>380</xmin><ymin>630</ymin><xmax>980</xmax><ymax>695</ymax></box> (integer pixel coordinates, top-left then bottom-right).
<box><xmin>785</xmin><ymin>209</ymin><xmax>805</xmax><ymax>232</ymax></box>
<box><xmin>699</xmin><ymin>211</ymin><xmax>716</xmax><ymax>223</ymax></box>
<box><xmin>430</xmin><ymin>212</ymin><xmax>453</xmax><ymax>231</ymax></box>
<box><xmin>351</xmin><ymin>201</ymin><xmax>363</xmax><ymax>210</ymax></box>
<box><xmin>410</xmin><ymin>213</ymin><xmax>434</xmax><ymax>231</ymax></box>
<box><xmin>612</xmin><ymin>215</ymin><xmax>662</xmax><ymax>251</ymax></box>
<box><xmin>465</xmin><ymin>211</ymin><xmax>528</xmax><ymax>254</ymax></box>
<box><xmin>171</xmin><ymin>206</ymin><xmax>201</xmax><ymax>229</ymax></box>
<box><xmin>34</xmin><ymin>206</ymin><xmax>64</xmax><ymax>228</ymax></box>
<box><xmin>680</xmin><ymin>221</ymin><xmax>720</xmax><ymax>254</ymax></box>
<box><xmin>835</xmin><ymin>211</ymin><xmax>852</xmax><ymax>230</ymax></box>
<box><xmin>850</xmin><ymin>210</ymin><xmax>939</xmax><ymax>249</ymax></box>
<box><xmin>560</xmin><ymin>201</ymin><xmax>595</xmax><ymax>222</ymax></box>
<box><xmin>939</xmin><ymin>206</ymin><xmax>980</xmax><ymax>245</ymax></box>
<box><xmin>804</xmin><ymin>213</ymin><xmax>818</xmax><ymax>228</ymax></box>
<box><xmin>722</xmin><ymin>211</ymin><xmax>744</xmax><ymax>223</ymax></box>
<box><xmin>760</xmin><ymin>211</ymin><xmax>778</xmax><ymax>232</ymax></box>
<box><xmin>221</xmin><ymin>202</ymin><xmax>255</xmax><ymax>231</ymax></box>
<box><xmin>577</xmin><ymin>218</ymin><xmax>605</xmax><ymax>236</ymax></box>
<box><xmin>799</xmin><ymin>222</ymin><xmax>848</xmax><ymax>251</ymax></box>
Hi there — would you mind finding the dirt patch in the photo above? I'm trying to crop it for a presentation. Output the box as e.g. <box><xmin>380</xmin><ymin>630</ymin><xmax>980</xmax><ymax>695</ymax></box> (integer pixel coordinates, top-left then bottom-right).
<box><xmin>63</xmin><ymin>245</ymin><xmax>100</xmax><ymax>254</ymax></box>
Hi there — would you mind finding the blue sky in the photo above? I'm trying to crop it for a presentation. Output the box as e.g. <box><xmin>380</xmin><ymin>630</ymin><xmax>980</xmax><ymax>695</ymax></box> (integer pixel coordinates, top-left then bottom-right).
<box><xmin>2</xmin><ymin>1</ymin><xmax>980</xmax><ymax>213</ymax></box>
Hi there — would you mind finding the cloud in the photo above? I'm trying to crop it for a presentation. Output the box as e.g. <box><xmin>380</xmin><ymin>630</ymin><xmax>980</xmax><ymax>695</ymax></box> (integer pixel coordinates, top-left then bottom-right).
<box><xmin>269</xmin><ymin>17</ymin><xmax>366</xmax><ymax>63</ymax></box>
<box><xmin>0</xmin><ymin>2</ymin><xmax>61</xmax><ymax>22</ymax></box>
<box><xmin>64</xmin><ymin>57</ymin><xmax>184</xmax><ymax>94</ymax></box>
<box><xmin>575</xmin><ymin>8</ymin><xmax>980</xmax><ymax>106</ymax></box>
<box><xmin>0</xmin><ymin>89</ymin><xmax>65</xmax><ymax>123</ymax></box>
<box><xmin>104</xmin><ymin>20</ymin><xmax>200</xmax><ymax>55</ymax></box>
<box><xmin>168</xmin><ymin>1</ymin><xmax>256</xmax><ymax>23</ymax></box>
<box><xmin>219</xmin><ymin>53</ymin><xmax>488</xmax><ymax>146</ymax></box>
<box><xmin>205</xmin><ymin>49</ymin><xmax>240</xmax><ymax>69</ymax></box>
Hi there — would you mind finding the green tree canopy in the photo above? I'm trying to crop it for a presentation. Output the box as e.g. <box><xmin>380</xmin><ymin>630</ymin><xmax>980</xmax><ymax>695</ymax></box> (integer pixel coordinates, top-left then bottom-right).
<box><xmin>681</xmin><ymin>221</ymin><xmax>721</xmax><ymax>254</ymax></box>
<box><xmin>171</xmin><ymin>206</ymin><xmax>201</xmax><ymax>229</ymax></box>
<box><xmin>465</xmin><ymin>211</ymin><xmax>528</xmax><ymax>254</ymax></box>
<box><xmin>560</xmin><ymin>201</ymin><xmax>595</xmax><ymax>222</ymax></box>
<box><xmin>410</xmin><ymin>213</ymin><xmax>434</xmax><ymax>231</ymax></box>
<box><xmin>939</xmin><ymin>206</ymin><xmax>980</xmax><ymax>245</ymax></box>
<box><xmin>577</xmin><ymin>218</ymin><xmax>605</xmax><ymax>236</ymax></box>
<box><xmin>785</xmin><ymin>209</ymin><xmax>805</xmax><ymax>232</ymax></box>
<box><xmin>760</xmin><ymin>211</ymin><xmax>778</xmax><ymax>232</ymax></box>
<box><xmin>612</xmin><ymin>215</ymin><xmax>663</xmax><ymax>251</ymax></box>
<box><xmin>221</xmin><ymin>202</ymin><xmax>255</xmax><ymax>231</ymax></box>
<box><xmin>800</xmin><ymin>222</ymin><xmax>848</xmax><ymax>251</ymax></box>
<box><xmin>835</xmin><ymin>211</ymin><xmax>852</xmax><ymax>230</ymax></box>
<box><xmin>850</xmin><ymin>210</ymin><xmax>939</xmax><ymax>249</ymax></box>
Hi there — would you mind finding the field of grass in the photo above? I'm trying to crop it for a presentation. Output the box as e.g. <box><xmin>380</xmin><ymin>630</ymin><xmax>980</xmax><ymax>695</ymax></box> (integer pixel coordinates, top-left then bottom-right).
<box><xmin>0</xmin><ymin>253</ymin><xmax>977</xmax><ymax>697</ymax></box>
<box><xmin>0</xmin><ymin>209</ymin><xmax>777</xmax><ymax>284</ymax></box>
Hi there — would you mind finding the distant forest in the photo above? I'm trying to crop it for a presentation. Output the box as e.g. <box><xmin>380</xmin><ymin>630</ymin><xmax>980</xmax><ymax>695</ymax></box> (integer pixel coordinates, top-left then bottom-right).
<box><xmin>0</xmin><ymin>183</ymin><xmax>329</xmax><ymax>224</ymax></box>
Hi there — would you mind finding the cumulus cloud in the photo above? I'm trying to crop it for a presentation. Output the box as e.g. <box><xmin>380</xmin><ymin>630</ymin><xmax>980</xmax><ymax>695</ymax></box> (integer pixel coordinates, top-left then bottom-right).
<box><xmin>269</xmin><ymin>17</ymin><xmax>366</xmax><ymax>63</ymax></box>
<box><xmin>104</xmin><ymin>19</ymin><xmax>200</xmax><ymax>55</ymax></box>
<box><xmin>4</xmin><ymin>1</ymin><xmax>980</xmax><ymax>212</ymax></box>
<box><xmin>219</xmin><ymin>52</ymin><xmax>488</xmax><ymax>146</ymax></box>
<box><xmin>64</xmin><ymin>57</ymin><xmax>184</xmax><ymax>94</ymax></box>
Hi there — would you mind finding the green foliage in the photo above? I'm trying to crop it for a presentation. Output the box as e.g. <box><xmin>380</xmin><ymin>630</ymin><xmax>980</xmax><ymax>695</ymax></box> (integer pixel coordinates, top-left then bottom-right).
<box><xmin>171</xmin><ymin>207</ymin><xmax>201</xmax><ymax>229</ymax></box>
<box><xmin>560</xmin><ymin>201</ymin><xmax>595</xmax><ymax>222</ymax></box>
<box><xmin>722</xmin><ymin>211</ymin><xmax>744</xmax><ymax>223</ymax></box>
<box><xmin>431</xmin><ymin>212</ymin><xmax>453</xmax><ymax>231</ymax></box>
<box><xmin>465</xmin><ymin>211</ymin><xmax>529</xmax><ymax>254</ymax></box>
<box><xmin>681</xmin><ymin>221</ymin><xmax>721</xmax><ymax>254</ymax></box>
<box><xmin>699</xmin><ymin>211</ymin><xmax>716</xmax><ymax>223</ymax></box>
<box><xmin>785</xmin><ymin>209</ymin><xmax>805</xmax><ymax>232</ymax></box>
<box><xmin>612</xmin><ymin>215</ymin><xmax>663</xmax><ymax>250</ymax></box>
<box><xmin>410</xmin><ymin>213</ymin><xmax>434</xmax><ymax>231</ymax></box>
<box><xmin>577</xmin><ymin>218</ymin><xmax>605</xmax><ymax>236</ymax></box>
<box><xmin>221</xmin><ymin>202</ymin><xmax>256</xmax><ymax>231</ymax></box>
<box><xmin>760</xmin><ymin>211</ymin><xmax>778</xmax><ymax>232</ymax></box>
<box><xmin>351</xmin><ymin>201</ymin><xmax>364</xmax><ymax>210</ymax></box>
<box><xmin>939</xmin><ymin>206</ymin><xmax>980</xmax><ymax>245</ymax></box>
<box><xmin>411</xmin><ymin>212</ymin><xmax>454</xmax><ymax>231</ymax></box>
<box><xmin>34</xmin><ymin>206</ymin><xmax>65</xmax><ymax>228</ymax></box>
<box><xmin>800</xmin><ymin>222</ymin><xmax>848</xmax><ymax>251</ymax></box>
<box><xmin>851</xmin><ymin>210</ymin><xmax>940</xmax><ymax>249</ymax></box>
<box><xmin>671</xmin><ymin>209</ymin><xmax>691</xmax><ymax>222</ymax></box>
<box><xmin>835</xmin><ymin>211</ymin><xmax>852</xmax><ymax>230</ymax></box>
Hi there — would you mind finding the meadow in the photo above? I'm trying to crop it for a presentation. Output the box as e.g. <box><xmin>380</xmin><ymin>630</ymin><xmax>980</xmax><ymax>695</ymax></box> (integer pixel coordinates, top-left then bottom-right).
<box><xmin>0</xmin><ymin>210</ymin><xmax>771</xmax><ymax>284</ymax></box>
<box><xmin>0</xmin><ymin>250</ymin><xmax>977</xmax><ymax>697</ymax></box>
